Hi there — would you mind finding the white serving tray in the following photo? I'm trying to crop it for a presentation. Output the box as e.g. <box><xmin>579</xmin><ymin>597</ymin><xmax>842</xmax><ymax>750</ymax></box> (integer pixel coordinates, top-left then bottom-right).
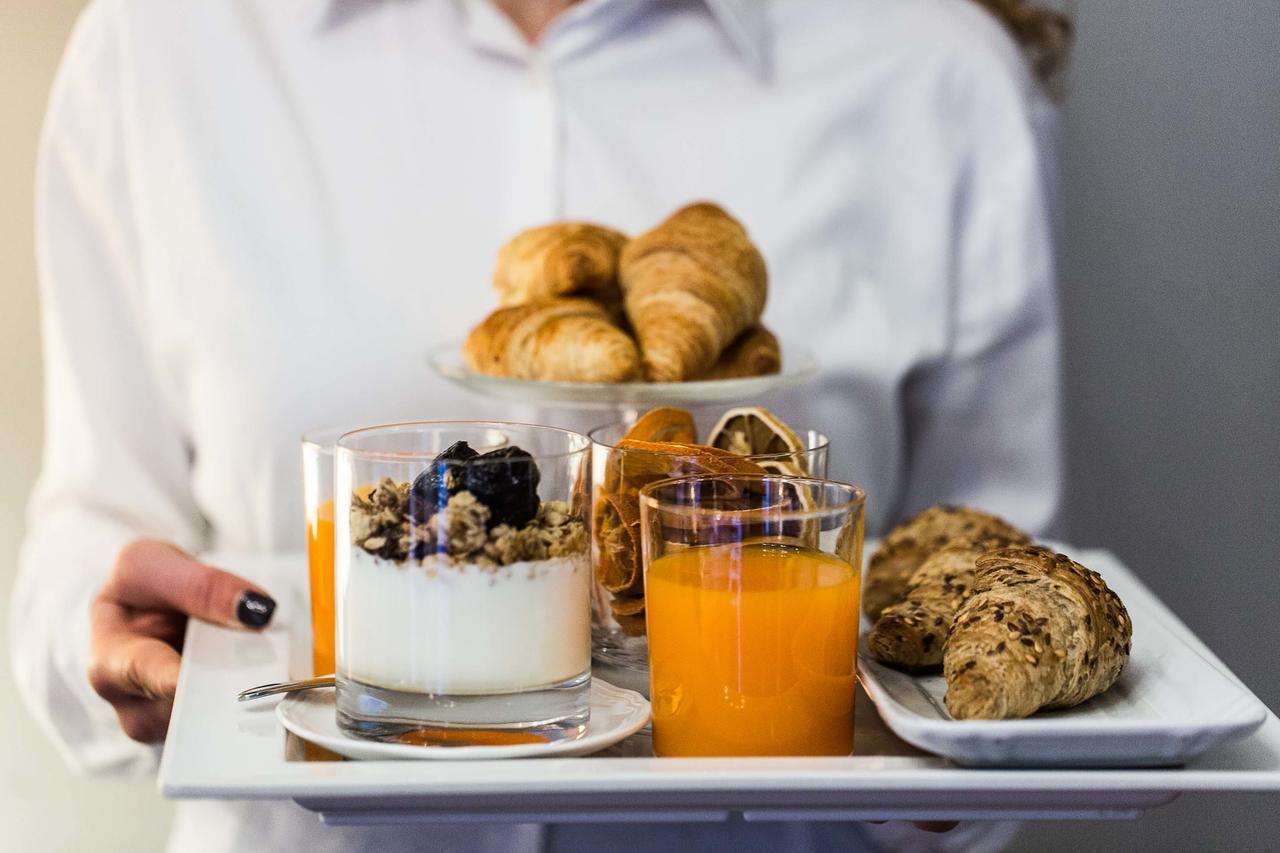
<box><xmin>858</xmin><ymin>551</ymin><xmax>1268</xmax><ymax>767</ymax></box>
<box><xmin>159</xmin><ymin>551</ymin><xmax>1280</xmax><ymax>826</ymax></box>
<box><xmin>428</xmin><ymin>342</ymin><xmax>817</xmax><ymax>410</ymax></box>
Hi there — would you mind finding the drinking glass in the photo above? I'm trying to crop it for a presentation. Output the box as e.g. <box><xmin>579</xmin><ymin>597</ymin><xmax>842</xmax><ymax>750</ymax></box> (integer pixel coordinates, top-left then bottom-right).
<box><xmin>301</xmin><ymin>426</ymin><xmax>351</xmax><ymax>677</ymax></box>
<box><xmin>334</xmin><ymin>422</ymin><xmax>592</xmax><ymax>742</ymax></box>
<box><xmin>588</xmin><ymin>417</ymin><xmax>829</xmax><ymax>672</ymax></box>
<box><xmin>640</xmin><ymin>474</ymin><xmax>865</xmax><ymax>757</ymax></box>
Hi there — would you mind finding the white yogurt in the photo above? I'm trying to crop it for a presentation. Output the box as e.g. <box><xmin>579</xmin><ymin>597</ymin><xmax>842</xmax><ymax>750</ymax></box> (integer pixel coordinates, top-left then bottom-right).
<box><xmin>338</xmin><ymin>550</ymin><xmax>591</xmax><ymax>695</ymax></box>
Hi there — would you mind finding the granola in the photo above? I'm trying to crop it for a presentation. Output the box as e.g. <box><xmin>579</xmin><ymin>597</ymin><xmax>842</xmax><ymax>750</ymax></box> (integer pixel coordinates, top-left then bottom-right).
<box><xmin>350</xmin><ymin>477</ymin><xmax>585</xmax><ymax>570</ymax></box>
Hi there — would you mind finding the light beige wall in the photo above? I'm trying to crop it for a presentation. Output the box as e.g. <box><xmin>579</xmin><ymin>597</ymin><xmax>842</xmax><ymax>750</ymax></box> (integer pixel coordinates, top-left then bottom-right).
<box><xmin>0</xmin><ymin>3</ymin><xmax>174</xmax><ymax>851</ymax></box>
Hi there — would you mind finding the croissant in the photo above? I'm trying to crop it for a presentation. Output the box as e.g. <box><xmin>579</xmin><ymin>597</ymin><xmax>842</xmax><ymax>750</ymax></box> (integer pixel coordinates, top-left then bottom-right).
<box><xmin>867</xmin><ymin>534</ymin><xmax>1025</xmax><ymax>669</ymax></box>
<box><xmin>620</xmin><ymin>202</ymin><xmax>767</xmax><ymax>382</ymax></box>
<box><xmin>943</xmin><ymin>546</ymin><xmax>1133</xmax><ymax>720</ymax></box>
<box><xmin>463</xmin><ymin>299</ymin><xmax>641</xmax><ymax>383</ymax></box>
<box><xmin>697</xmin><ymin>326</ymin><xmax>781</xmax><ymax>380</ymax></box>
<box><xmin>492</xmin><ymin>223</ymin><xmax>628</xmax><ymax>308</ymax></box>
<box><xmin>863</xmin><ymin>505</ymin><xmax>1030</xmax><ymax>619</ymax></box>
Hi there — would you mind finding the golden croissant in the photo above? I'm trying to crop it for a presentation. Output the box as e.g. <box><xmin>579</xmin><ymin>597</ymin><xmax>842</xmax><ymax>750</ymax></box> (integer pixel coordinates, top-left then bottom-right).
<box><xmin>463</xmin><ymin>298</ymin><xmax>641</xmax><ymax>383</ymax></box>
<box><xmin>493</xmin><ymin>223</ymin><xmax>628</xmax><ymax>308</ymax></box>
<box><xmin>620</xmin><ymin>202</ymin><xmax>767</xmax><ymax>382</ymax></box>
<box><xmin>943</xmin><ymin>546</ymin><xmax>1133</xmax><ymax>720</ymax></box>
<box><xmin>697</xmin><ymin>326</ymin><xmax>781</xmax><ymax>379</ymax></box>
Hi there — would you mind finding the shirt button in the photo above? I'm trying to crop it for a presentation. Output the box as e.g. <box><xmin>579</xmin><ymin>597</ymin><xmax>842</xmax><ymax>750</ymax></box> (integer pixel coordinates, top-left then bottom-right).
<box><xmin>528</xmin><ymin>57</ymin><xmax>549</xmax><ymax>88</ymax></box>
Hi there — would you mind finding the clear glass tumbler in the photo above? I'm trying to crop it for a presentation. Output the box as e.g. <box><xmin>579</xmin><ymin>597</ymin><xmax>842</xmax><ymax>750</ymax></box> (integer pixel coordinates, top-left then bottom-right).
<box><xmin>334</xmin><ymin>422</ymin><xmax>593</xmax><ymax>742</ymax></box>
<box><xmin>301</xmin><ymin>426</ymin><xmax>349</xmax><ymax>678</ymax></box>
<box><xmin>589</xmin><ymin>417</ymin><xmax>829</xmax><ymax>672</ymax></box>
<box><xmin>640</xmin><ymin>474</ymin><xmax>865</xmax><ymax>757</ymax></box>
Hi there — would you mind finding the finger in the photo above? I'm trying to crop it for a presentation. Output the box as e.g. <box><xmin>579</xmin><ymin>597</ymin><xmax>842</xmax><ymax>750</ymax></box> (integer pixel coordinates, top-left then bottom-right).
<box><xmin>110</xmin><ymin>540</ymin><xmax>275</xmax><ymax>629</ymax></box>
<box><xmin>93</xmin><ymin>591</ymin><xmax>186</xmax><ymax>640</ymax></box>
<box><xmin>88</xmin><ymin>628</ymin><xmax>182</xmax><ymax>704</ymax></box>
<box><xmin>113</xmin><ymin>696</ymin><xmax>174</xmax><ymax>744</ymax></box>
<box><xmin>89</xmin><ymin>598</ymin><xmax>142</xmax><ymax>703</ymax></box>
<box><xmin>125</xmin><ymin>609</ymin><xmax>187</xmax><ymax>646</ymax></box>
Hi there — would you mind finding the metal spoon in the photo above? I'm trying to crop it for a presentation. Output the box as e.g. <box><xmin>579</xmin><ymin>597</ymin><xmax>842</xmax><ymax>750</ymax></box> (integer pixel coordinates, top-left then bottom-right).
<box><xmin>238</xmin><ymin>674</ymin><xmax>335</xmax><ymax>702</ymax></box>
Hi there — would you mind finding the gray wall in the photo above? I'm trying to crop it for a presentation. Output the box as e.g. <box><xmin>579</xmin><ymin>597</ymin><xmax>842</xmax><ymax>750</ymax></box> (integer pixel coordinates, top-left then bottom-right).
<box><xmin>1016</xmin><ymin>1</ymin><xmax>1280</xmax><ymax>849</ymax></box>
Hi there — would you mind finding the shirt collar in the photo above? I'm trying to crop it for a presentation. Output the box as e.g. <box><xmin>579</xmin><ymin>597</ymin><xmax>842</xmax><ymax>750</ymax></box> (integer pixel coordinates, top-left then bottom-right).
<box><xmin>702</xmin><ymin>0</ymin><xmax>770</xmax><ymax>79</ymax></box>
<box><xmin>317</xmin><ymin>0</ymin><xmax>770</xmax><ymax>79</ymax></box>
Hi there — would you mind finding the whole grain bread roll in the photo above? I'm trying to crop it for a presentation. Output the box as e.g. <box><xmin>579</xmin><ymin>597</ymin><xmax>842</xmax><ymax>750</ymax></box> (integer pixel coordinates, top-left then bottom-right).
<box><xmin>867</xmin><ymin>534</ymin><xmax>1024</xmax><ymax>669</ymax></box>
<box><xmin>863</xmin><ymin>505</ymin><xmax>1030</xmax><ymax>618</ymax></box>
<box><xmin>943</xmin><ymin>546</ymin><xmax>1133</xmax><ymax>720</ymax></box>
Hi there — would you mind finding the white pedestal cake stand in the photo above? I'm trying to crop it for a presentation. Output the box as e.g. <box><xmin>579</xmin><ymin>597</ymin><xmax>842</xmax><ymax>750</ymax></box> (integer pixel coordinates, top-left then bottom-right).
<box><xmin>428</xmin><ymin>341</ymin><xmax>818</xmax><ymax>419</ymax></box>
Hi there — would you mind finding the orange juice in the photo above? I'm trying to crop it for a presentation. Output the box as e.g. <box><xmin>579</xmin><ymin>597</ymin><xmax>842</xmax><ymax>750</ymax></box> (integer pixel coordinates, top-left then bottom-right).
<box><xmin>306</xmin><ymin>499</ymin><xmax>336</xmax><ymax>676</ymax></box>
<box><xmin>646</xmin><ymin>542</ymin><xmax>859</xmax><ymax>757</ymax></box>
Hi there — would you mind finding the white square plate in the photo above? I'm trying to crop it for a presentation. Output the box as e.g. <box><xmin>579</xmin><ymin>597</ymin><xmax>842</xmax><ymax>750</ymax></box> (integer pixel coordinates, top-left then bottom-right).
<box><xmin>857</xmin><ymin>549</ymin><xmax>1269</xmax><ymax>767</ymax></box>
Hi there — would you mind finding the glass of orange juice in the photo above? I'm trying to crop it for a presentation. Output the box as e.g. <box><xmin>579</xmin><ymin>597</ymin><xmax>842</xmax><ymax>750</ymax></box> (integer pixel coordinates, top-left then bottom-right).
<box><xmin>302</xmin><ymin>426</ymin><xmax>348</xmax><ymax>677</ymax></box>
<box><xmin>639</xmin><ymin>474</ymin><xmax>865</xmax><ymax>757</ymax></box>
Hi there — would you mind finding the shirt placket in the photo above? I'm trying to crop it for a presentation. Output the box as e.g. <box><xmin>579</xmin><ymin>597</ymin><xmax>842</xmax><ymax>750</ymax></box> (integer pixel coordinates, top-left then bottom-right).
<box><xmin>500</xmin><ymin>51</ymin><xmax>561</xmax><ymax>234</ymax></box>
<box><xmin>454</xmin><ymin>0</ymin><xmax>564</xmax><ymax>234</ymax></box>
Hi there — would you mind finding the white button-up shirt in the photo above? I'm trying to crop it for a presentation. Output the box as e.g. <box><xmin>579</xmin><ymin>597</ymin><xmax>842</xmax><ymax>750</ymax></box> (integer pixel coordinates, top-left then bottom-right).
<box><xmin>14</xmin><ymin>0</ymin><xmax>1056</xmax><ymax>850</ymax></box>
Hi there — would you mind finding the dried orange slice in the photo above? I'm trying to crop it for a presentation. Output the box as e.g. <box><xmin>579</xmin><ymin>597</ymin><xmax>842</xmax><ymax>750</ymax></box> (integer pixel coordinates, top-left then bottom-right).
<box><xmin>609</xmin><ymin>596</ymin><xmax>646</xmax><ymax>617</ymax></box>
<box><xmin>601</xmin><ymin>407</ymin><xmax>697</xmax><ymax>495</ymax></box>
<box><xmin>615</xmin><ymin>439</ymin><xmax>767</xmax><ymax>488</ymax></box>
<box><xmin>614</xmin><ymin>611</ymin><xmax>648</xmax><ymax>637</ymax></box>
<box><xmin>756</xmin><ymin>458</ymin><xmax>806</xmax><ymax>478</ymax></box>
<box><xmin>707</xmin><ymin>406</ymin><xmax>808</xmax><ymax>473</ymax></box>
<box><xmin>594</xmin><ymin>441</ymin><xmax>768</xmax><ymax>599</ymax></box>
<box><xmin>707</xmin><ymin>410</ymin><xmax>819</xmax><ymax>542</ymax></box>
<box><xmin>594</xmin><ymin>492</ymin><xmax>643</xmax><ymax>595</ymax></box>
<box><xmin>620</xmin><ymin>407</ymin><xmax>697</xmax><ymax>444</ymax></box>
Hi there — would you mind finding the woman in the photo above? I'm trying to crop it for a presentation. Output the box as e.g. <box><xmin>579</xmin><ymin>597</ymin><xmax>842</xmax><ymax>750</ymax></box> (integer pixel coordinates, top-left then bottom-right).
<box><xmin>13</xmin><ymin>1</ymin><xmax>1068</xmax><ymax>850</ymax></box>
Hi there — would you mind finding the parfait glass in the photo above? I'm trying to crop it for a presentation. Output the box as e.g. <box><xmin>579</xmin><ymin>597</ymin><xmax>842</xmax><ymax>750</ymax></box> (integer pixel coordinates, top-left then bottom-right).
<box><xmin>588</xmin><ymin>415</ymin><xmax>829</xmax><ymax>675</ymax></box>
<box><xmin>334</xmin><ymin>422</ymin><xmax>592</xmax><ymax>742</ymax></box>
<box><xmin>640</xmin><ymin>474</ymin><xmax>865</xmax><ymax>756</ymax></box>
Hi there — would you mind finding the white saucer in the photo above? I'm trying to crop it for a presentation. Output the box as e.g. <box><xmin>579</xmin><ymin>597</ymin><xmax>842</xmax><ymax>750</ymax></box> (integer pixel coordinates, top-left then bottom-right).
<box><xmin>276</xmin><ymin>678</ymin><xmax>650</xmax><ymax>761</ymax></box>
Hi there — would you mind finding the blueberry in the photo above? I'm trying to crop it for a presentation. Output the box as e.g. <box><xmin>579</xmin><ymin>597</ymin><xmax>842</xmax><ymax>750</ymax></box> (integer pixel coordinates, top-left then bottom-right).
<box><xmin>410</xmin><ymin>441</ymin><xmax>479</xmax><ymax>521</ymax></box>
<box><xmin>438</xmin><ymin>440</ymin><xmax>480</xmax><ymax>465</ymax></box>
<box><xmin>463</xmin><ymin>446</ymin><xmax>541</xmax><ymax>528</ymax></box>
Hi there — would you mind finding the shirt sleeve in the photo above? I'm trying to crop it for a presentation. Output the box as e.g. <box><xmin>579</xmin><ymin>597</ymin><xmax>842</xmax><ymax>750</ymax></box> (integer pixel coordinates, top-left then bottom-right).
<box><xmin>10</xmin><ymin>0</ymin><xmax>205</xmax><ymax>777</ymax></box>
<box><xmin>897</xmin><ymin>65</ymin><xmax>1063</xmax><ymax>539</ymax></box>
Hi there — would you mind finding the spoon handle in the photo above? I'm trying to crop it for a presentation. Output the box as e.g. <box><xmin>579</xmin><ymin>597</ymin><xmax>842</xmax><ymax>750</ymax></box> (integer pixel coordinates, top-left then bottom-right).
<box><xmin>238</xmin><ymin>674</ymin><xmax>336</xmax><ymax>702</ymax></box>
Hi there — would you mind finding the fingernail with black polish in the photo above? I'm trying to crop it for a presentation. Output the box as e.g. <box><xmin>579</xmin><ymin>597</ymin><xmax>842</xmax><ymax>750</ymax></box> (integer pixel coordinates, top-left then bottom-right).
<box><xmin>236</xmin><ymin>591</ymin><xmax>276</xmax><ymax>628</ymax></box>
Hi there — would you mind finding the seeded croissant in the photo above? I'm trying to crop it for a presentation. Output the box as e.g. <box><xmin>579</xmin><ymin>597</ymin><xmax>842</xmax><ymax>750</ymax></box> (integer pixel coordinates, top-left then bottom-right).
<box><xmin>863</xmin><ymin>505</ymin><xmax>1030</xmax><ymax>619</ymax></box>
<box><xmin>492</xmin><ymin>222</ymin><xmax>628</xmax><ymax>308</ymax></box>
<box><xmin>620</xmin><ymin>202</ymin><xmax>767</xmax><ymax>382</ymax></box>
<box><xmin>867</xmin><ymin>535</ymin><xmax>1024</xmax><ymax>669</ymax></box>
<box><xmin>463</xmin><ymin>298</ymin><xmax>641</xmax><ymax>383</ymax></box>
<box><xmin>943</xmin><ymin>546</ymin><xmax>1133</xmax><ymax>720</ymax></box>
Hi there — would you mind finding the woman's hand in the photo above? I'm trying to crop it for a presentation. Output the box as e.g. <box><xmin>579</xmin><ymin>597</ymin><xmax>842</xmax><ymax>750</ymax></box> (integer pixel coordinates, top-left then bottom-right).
<box><xmin>88</xmin><ymin>539</ymin><xmax>276</xmax><ymax>743</ymax></box>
